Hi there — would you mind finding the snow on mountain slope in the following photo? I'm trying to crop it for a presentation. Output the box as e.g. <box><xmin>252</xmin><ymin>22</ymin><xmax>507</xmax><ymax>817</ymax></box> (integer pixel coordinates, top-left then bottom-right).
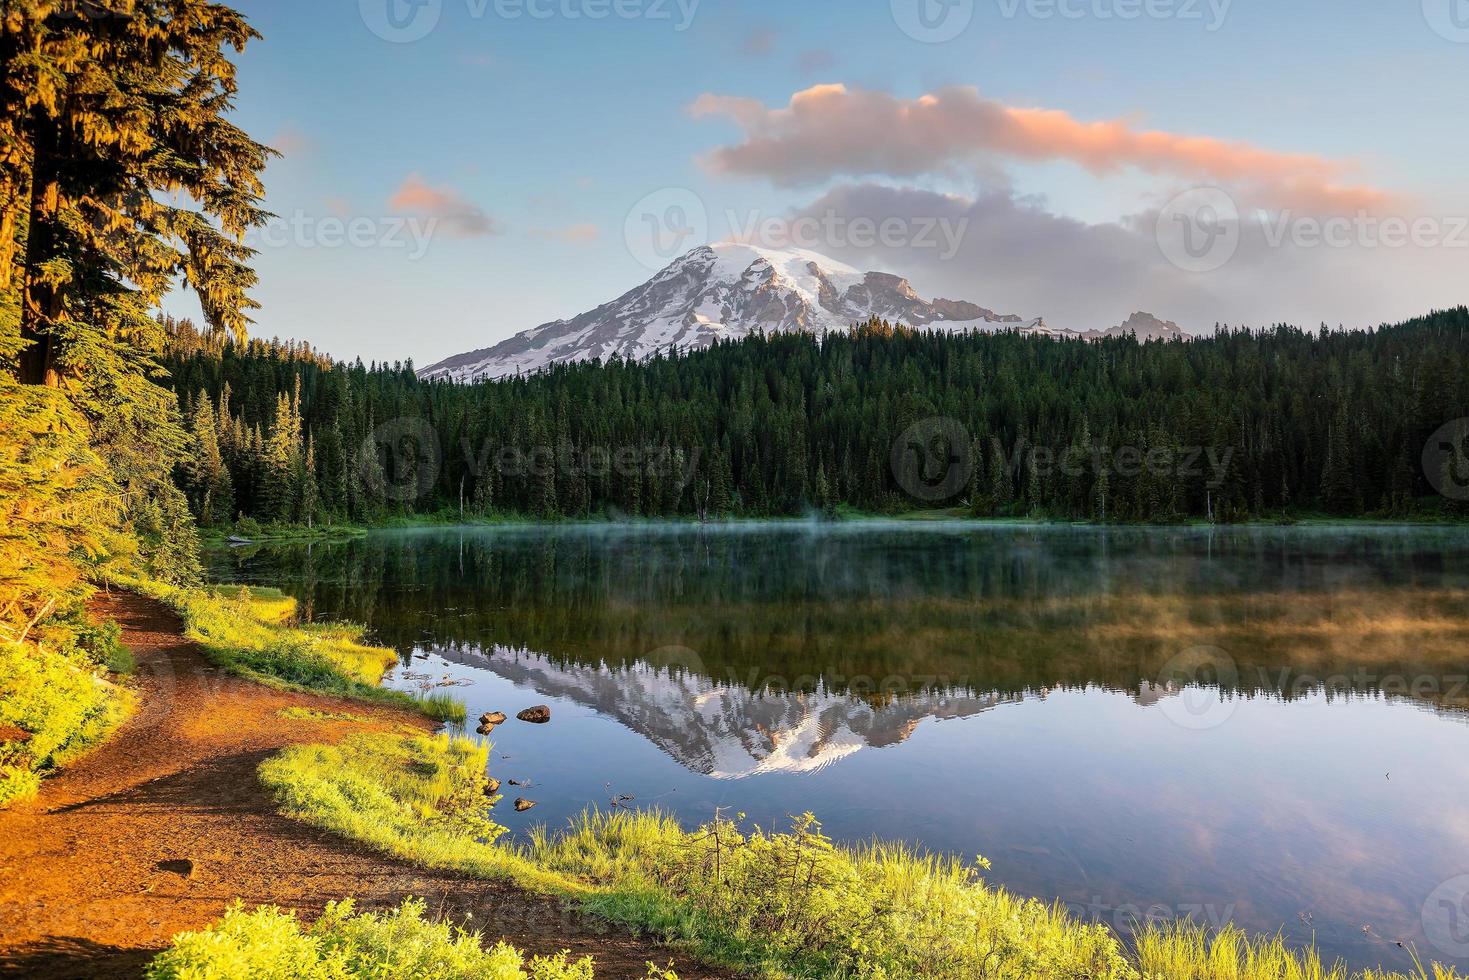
<box><xmin>417</xmin><ymin>243</ymin><xmax>1048</xmax><ymax>382</ymax></box>
<box><xmin>430</xmin><ymin>641</ymin><xmax>1018</xmax><ymax>778</ymax></box>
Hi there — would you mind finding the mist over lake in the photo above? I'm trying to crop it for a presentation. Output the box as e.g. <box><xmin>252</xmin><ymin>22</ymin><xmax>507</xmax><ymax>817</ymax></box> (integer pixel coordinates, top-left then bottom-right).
<box><xmin>212</xmin><ymin>522</ymin><xmax>1469</xmax><ymax>974</ymax></box>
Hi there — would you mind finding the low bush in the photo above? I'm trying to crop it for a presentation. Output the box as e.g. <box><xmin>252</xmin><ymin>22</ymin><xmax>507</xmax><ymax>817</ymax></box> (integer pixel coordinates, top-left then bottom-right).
<box><xmin>232</xmin><ymin>516</ymin><xmax>263</xmax><ymax>539</ymax></box>
<box><xmin>145</xmin><ymin>898</ymin><xmax>601</xmax><ymax>980</ymax></box>
<box><xmin>0</xmin><ymin>615</ymin><xmax>135</xmax><ymax>807</ymax></box>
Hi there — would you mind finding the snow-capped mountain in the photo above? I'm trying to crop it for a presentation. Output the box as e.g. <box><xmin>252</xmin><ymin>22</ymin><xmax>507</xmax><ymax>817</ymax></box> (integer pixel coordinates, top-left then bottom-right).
<box><xmin>418</xmin><ymin>243</ymin><xmax>1048</xmax><ymax>382</ymax></box>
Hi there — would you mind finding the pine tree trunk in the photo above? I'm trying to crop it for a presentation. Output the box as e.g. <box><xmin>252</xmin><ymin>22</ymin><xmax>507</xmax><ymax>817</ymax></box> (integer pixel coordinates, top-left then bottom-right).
<box><xmin>0</xmin><ymin>22</ymin><xmax>27</xmax><ymax>297</ymax></box>
<box><xmin>18</xmin><ymin>124</ymin><xmax>59</xmax><ymax>387</ymax></box>
<box><xmin>0</xmin><ymin>153</ymin><xmax>26</xmax><ymax>295</ymax></box>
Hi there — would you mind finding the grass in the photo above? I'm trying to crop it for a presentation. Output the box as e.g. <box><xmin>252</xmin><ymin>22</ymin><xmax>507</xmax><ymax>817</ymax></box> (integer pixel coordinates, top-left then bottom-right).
<box><xmin>1133</xmin><ymin>923</ymin><xmax>1463</xmax><ymax>980</ymax></box>
<box><xmin>277</xmin><ymin>707</ymin><xmax>374</xmax><ymax>723</ymax></box>
<box><xmin>116</xmin><ymin>576</ymin><xmax>465</xmax><ymax>724</ymax></box>
<box><xmin>256</xmin><ymin>731</ymin><xmax>1463</xmax><ymax>980</ymax></box>
<box><xmin>203</xmin><ymin>584</ymin><xmax>298</xmax><ymax>625</ymax></box>
<box><xmin>145</xmin><ymin>898</ymin><xmax>612</xmax><ymax>979</ymax></box>
<box><xmin>260</xmin><ymin>733</ymin><xmax>512</xmax><ymax>863</ymax></box>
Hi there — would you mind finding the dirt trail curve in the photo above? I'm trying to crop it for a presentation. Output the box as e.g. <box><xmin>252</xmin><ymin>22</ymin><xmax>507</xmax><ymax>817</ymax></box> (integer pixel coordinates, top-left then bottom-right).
<box><xmin>0</xmin><ymin>591</ymin><xmax>735</xmax><ymax>980</ymax></box>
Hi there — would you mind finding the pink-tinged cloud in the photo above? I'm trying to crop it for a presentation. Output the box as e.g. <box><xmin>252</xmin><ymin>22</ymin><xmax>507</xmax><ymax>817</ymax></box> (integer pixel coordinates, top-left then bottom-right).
<box><xmin>530</xmin><ymin>223</ymin><xmax>600</xmax><ymax>245</ymax></box>
<box><xmin>389</xmin><ymin>173</ymin><xmax>501</xmax><ymax>237</ymax></box>
<box><xmin>271</xmin><ymin>125</ymin><xmax>312</xmax><ymax>158</ymax></box>
<box><xmin>690</xmin><ymin>84</ymin><xmax>1394</xmax><ymax>213</ymax></box>
<box><xmin>790</xmin><ymin>182</ymin><xmax>1467</xmax><ymax>341</ymax></box>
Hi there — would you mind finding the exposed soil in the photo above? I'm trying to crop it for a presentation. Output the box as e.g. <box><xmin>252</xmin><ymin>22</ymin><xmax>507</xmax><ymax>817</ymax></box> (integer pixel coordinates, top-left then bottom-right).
<box><xmin>0</xmin><ymin>591</ymin><xmax>737</xmax><ymax>980</ymax></box>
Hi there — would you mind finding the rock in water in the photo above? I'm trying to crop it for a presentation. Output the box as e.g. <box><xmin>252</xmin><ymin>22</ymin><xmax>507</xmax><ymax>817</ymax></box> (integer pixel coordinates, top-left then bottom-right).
<box><xmin>514</xmin><ymin>798</ymin><xmax>537</xmax><ymax>812</ymax></box>
<box><xmin>517</xmin><ymin>705</ymin><xmax>551</xmax><ymax>724</ymax></box>
<box><xmin>480</xmin><ymin>711</ymin><xmax>508</xmax><ymax>725</ymax></box>
<box><xmin>484</xmin><ymin>778</ymin><xmax>501</xmax><ymax>795</ymax></box>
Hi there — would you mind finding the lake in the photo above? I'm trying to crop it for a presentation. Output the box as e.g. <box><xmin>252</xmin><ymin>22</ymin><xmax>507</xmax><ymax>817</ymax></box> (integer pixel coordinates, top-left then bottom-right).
<box><xmin>210</xmin><ymin>522</ymin><xmax>1469</xmax><ymax>973</ymax></box>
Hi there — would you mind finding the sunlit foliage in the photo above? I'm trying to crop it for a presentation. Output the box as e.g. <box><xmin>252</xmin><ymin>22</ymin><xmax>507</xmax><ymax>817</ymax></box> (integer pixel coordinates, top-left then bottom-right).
<box><xmin>145</xmin><ymin>899</ymin><xmax>600</xmax><ymax>980</ymax></box>
<box><xmin>1</xmin><ymin>0</ymin><xmax>273</xmax><ymax>792</ymax></box>
<box><xmin>260</xmin><ymin>730</ymin><xmax>1463</xmax><ymax>979</ymax></box>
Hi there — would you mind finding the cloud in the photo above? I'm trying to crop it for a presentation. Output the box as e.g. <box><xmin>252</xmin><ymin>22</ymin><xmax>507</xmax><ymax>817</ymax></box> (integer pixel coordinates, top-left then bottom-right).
<box><xmin>529</xmin><ymin>223</ymin><xmax>600</xmax><ymax>245</ymax></box>
<box><xmin>389</xmin><ymin>173</ymin><xmax>501</xmax><ymax>237</ymax></box>
<box><xmin>796</xmin><ymin>49</ymin><xmax>835</xmax><ymax>73</ymax></box>
<box><xmin>691</xmin><ymin>84</ymin><xmax>1394</xmax><ymax>213</ymax></box>
<box><xmin>781</xmin><ymin>182</ymin><xmax>1465</xmax><ymax>335</ymax></box>
<box><xmin>270</xmin><ymin>125</ymin><xmax>312</xmax><ymax>160</ymax></box>
<box><xmin>741</xmin><ymin>27</ymin><xmax>777</xmax><ymax>57</ymax></box>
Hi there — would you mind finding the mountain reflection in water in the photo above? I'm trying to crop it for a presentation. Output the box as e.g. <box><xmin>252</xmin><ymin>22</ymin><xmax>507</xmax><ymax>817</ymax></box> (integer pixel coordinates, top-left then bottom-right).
<box><xmin>210</xmin><ymin>522</ymin><xmax>1469</xmax><ymax>974</ymax></box>
<box><xmin>432</xmin><ymin>641</ymin><xmax>1017</xmax><ymax>778</ymax></box>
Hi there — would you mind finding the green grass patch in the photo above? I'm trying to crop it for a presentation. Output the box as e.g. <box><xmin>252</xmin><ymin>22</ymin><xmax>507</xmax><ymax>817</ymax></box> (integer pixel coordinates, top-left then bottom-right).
<box><xmin>145</xmin><ymin>898</ymin><xmax>606</xmax><ymax>979</ymax></box>
<box><xmin>260</xmin><ymin>733</ymin><xmax>518</xmax><ymax>874</ymax></box>
<box><xmin>116</xmin><ymin>577</ymin><xmax>464</xmax><ymax>724</ymax></box>
<box><xmin>277</xmin><ymin>707</ymin><xmax>374</xmax><ymax>724</ymax></box>
<box><xmin>259</xmin><ymin>731</ymin><xmax>1465</xmax><ymax>980</ymax></box>
<box><xmin>1133</xmin><ymin>922</ymin><xmax>1462</xmax><ymax>980</ymax></box>
<box><xmin>203</xmin><ymin>584</ymin><xmax>297</xmax><ymax>625</ymax></box>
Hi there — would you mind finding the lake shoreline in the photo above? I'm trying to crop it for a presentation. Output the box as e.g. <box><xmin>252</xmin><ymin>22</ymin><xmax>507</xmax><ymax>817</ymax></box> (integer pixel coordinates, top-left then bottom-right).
<box><xmin>0</xmin><ymin>590</ymin><xmax>738</xmax><ymax>980</ymax></box>
<box><xmin>203</xmin><ymin>510</ymin><xmax>1469</xmax><ymax>548</ymax></box>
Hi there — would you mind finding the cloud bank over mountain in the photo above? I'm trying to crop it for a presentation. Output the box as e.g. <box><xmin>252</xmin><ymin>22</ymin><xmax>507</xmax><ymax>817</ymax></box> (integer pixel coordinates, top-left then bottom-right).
<box><xmin>780</xmin><ymin>181</ymin><xmax>1468</xmax><ymax>336</ymax></box>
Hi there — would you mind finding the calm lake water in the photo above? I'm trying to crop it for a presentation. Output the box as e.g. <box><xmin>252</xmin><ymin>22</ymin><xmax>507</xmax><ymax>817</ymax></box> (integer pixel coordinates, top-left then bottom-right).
<box><xmin>210</xmin><ymin>522</ymin><xmax>1469</xmax><ymax>973</ymax></box>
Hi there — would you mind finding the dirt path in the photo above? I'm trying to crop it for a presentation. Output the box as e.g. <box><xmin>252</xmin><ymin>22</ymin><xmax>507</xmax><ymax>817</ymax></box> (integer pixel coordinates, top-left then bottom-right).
<box><xmin>0</xmin><ymin>592</ymin><xmax>736</xmax><ymax>980</ymax></box>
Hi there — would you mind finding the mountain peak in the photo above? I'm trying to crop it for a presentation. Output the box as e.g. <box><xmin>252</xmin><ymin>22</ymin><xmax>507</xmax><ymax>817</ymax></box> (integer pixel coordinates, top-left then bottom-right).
<box><xmin>1105</xmin><ymin>311</ymin><xmax>1187</xmax><ymax>341</ymax></box>
<box><xmin>418</xmin><ymin>244</ymin><xmax>1046</xmax><ymax>382</ymax></box>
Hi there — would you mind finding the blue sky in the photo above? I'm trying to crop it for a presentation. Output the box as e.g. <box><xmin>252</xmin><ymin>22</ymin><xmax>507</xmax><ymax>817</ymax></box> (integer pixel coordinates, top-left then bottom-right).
<box><xmin>163</xmin><ymin>0</ymin><xmax>1469</xmax><ymax>364</ymax></box>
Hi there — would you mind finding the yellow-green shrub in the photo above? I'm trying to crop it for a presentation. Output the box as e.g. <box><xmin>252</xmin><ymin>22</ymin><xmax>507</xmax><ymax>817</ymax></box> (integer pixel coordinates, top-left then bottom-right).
<box><xmin>145</xmin><ymin>898</ymin><xmax>596</xmax><ymax>980</ymax></box>
<box><xmin>0</xmin><ymin>639</ymin><xmax>133</xmax><ymax>806</ymax></box>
